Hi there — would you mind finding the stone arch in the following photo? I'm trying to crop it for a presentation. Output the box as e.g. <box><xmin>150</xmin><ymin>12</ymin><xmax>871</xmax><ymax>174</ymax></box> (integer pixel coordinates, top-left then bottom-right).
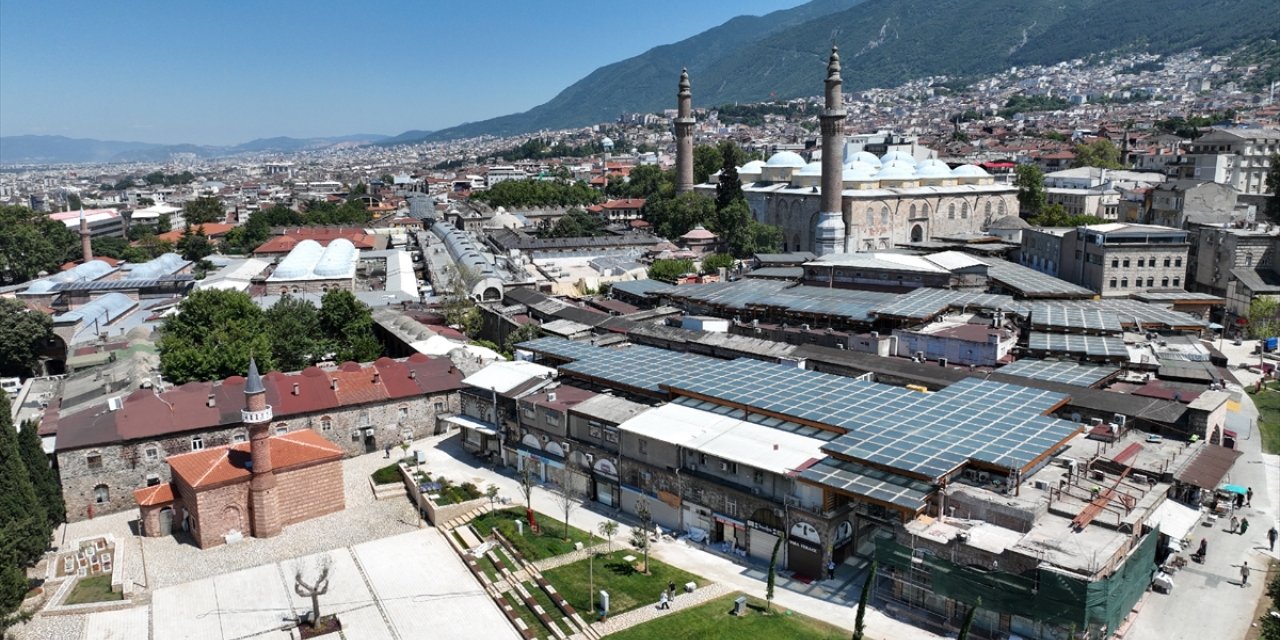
<box><xmin>998</xmin><ymin>199</ymin><xmax>1008</xmax><ymax>216</ymax></box>
<box><xmin>911</xmin><ymin>224</ymin><xmax>924</xmax><ymax>242</ymax></box>
<box><xmin>789</xmin><ymin>521</ymin><xmax>821</xmax><ymax>544</ymax></box>
<box><xmin>922</xmin><ymin>202</ymin><xmax>931</xmax><ymax>218</ymax></box>
<box><xmin>948</xmin><ymin>203</ymin><xmax>956</xmax><ymax>219</ymax></box>
<box><xmin>93</xmin><ymin>484</ymin><xmax>110</xmax><ymax>504</ymax></box>
<box><xmin>961</xmin><ymin>202</ymin><xmax>969</xmax><ymax>219</ymax></box>
<box><xmin>521</xmin><ymin>433</ymin><xmax>541</xmax><ymax>449</ymax></box>
<box><xmin>792</xmin><ymin>234</ymin><xmax>802</xmax><ymax>252</ymax></box>
<box><xmin>544</xmin><ymin>441</ymin><xmax>565</xmax><ymax>457</ymax></box>
<box><xmin>222</xmin><ymin>504</ymin><xmax>244</xmax><ymax>533</ymax></box>
<box><xmin>909</xmin><ymin>203</ymin><xmax>917</xmax><ymax>218</ymax></box>
<box><xmin>880</xmin><ymin>205</ymin><xmax>890</xmax><ymax>226</ymax></box>
<box><xmin>878</xmin><ymin>238</ymin><xmax>890</xmax><ymax>249</ymax></box>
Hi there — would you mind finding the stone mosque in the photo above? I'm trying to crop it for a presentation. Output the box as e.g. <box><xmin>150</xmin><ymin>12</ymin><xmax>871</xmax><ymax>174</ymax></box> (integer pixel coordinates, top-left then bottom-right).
<box><xmin>685</xmin><ymin>48</ymin><xmax>1018</xmax><ymax>255</ymax></box>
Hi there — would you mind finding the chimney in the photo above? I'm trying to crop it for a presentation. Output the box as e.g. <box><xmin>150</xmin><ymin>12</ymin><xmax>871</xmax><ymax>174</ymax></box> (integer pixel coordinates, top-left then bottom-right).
<box><xmin>773</xmin><ymin>443</ymin><xmax>779</xmax><ymax>451</ymax></box>
<box><xmin>292</xmin><ymin>383</ymin><xmax>300</xmax><ymax>396</ymax></box>
<box><xmin>548</xmin><ymin>392</ymin><xmax>557</xmax><ymax>402</ymax></box>
<box><xmin>206</xmin><ymin>393</ymin><xmax>216</xmax><ymax>407</ymax></box>
<box><xmin>409</xmin><ymin>370</ymin><xmax>417</xmax><ymax>379</ymax></box>
<box><xmin>330</xmin><ymin>379</ymin><xmax>339</xmax><ymax>391</ymax></box>
<box><xmin>373</xmin><ymin>372</ymin><xmax>381</xmax><ymax>385</ymax></box>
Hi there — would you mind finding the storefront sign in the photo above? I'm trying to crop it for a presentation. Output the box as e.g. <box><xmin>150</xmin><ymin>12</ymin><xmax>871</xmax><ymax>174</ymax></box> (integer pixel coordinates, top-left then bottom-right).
<box><xmin>747</xmin><ymin>520</ymin><xmax>782</xmax><ymax>537</ymax></box>
<box><xmin>713</xmin><ymin>513</ymin><xmax>746</xmax><ymax>530</ymax></box>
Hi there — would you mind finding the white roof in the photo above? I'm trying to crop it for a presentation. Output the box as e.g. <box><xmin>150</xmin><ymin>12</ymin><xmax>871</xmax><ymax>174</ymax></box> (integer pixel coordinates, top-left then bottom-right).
<box><xmin>809</xmin><ymin>252</ymin><xmax>949</xmax><ymax>273</ymax></box>
<box><xmin>765</xmin><ymin>151</ymin><xmax>806</xmax><ymax>167</ymax></box>
<box><xmin>925</xmin><ymin>251</ymin><xmax>986</xmax><ymax>270</ymax></box>
<box><xmin>1145</xmin><ymin>500</ymin><xmax>1200</xmax><ymax>542</ymax></box>
<box><xmin>618</xmin><ymin>403</ymin><xmax>824</xmax><ymax>475</ymax></box>
<box><xmin>461</xmin><ymin>360</ymin><xmax>554</xmax><ymax>394</ymax></box>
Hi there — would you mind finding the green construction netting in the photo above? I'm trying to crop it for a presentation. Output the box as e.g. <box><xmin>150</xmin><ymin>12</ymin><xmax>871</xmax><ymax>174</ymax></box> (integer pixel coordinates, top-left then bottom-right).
<box><xmin>876</xmin><ymin>527</ymin><xmax>1158</xmax><ymax>634</ymax></box>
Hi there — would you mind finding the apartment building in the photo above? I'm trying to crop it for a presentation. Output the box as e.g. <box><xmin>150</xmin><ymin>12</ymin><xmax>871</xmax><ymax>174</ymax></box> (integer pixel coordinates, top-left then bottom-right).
<box><xmin>1059</xmin><ymin>223</ymin><xmax>1190</xmax><ymax>296</ymax></box>
<box><xmin>1171</xmin><ymin>127</ymin><xmax>1280</xmax><ymax>196</ymax></box>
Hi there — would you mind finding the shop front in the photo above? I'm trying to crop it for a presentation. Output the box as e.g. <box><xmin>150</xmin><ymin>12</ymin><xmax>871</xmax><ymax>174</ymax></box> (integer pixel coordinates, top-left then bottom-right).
<box><xmin>591</xmin><ymin>458</ymin><xmax>620</xmax><ymax>508</ymax></box>
<box><xmin>787</xmin><ymin>521</ymin><xmax>824</xmax><ymax>579</ymax></box>
<box><xmin>713</xmin><ymin>513</ymin><xmax>749</xmax><ymax>555</ymax></box>
<box><xmin>747</xmin><ymin>508</ymin><xmax>786</xmax><ymax>564</ymax></box>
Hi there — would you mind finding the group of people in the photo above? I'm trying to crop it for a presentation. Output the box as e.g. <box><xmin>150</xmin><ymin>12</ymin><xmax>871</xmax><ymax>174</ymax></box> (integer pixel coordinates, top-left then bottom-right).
<box><xmin>657</xmin><ymin>581</ymin><xmax>678</xmax><ymax>610</ymax></box>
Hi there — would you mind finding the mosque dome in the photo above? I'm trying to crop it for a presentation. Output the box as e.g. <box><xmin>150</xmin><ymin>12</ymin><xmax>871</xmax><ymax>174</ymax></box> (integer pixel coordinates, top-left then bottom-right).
<box><xmin>314</xmin><ymin>238</ymin><xmax>357</xmax><ymax>277</ymax></box>
<box><xmin>914</xmin><ymin>159</ymin><xmax>953</xmax><ymax>179</ymax></box>
<box><xmin>796</xmin><ymin>162</ymin><xmax>823</xmax><ymax>177</ymax></box>
<box><xmin>847</xmin><ymin>151</ymin><xmax>881</xmax><ymax>167</ymax></box>
<box><xmin>880</xmin><ymin>151</ymin><xmax>917</xmax><ymax>166</ymax></box>
<box><xmin>765</xmin><ymin>151</ymin><xmax>806</xmax><ymax>168</ymax></box>
<box><xmin>843</xmin><ymin>160</ymin><xmax>879</xmax><ymax>174</ymax></box>
<box><xmin>601</xmin><ymin>137</ymin><xmax>614</xmax><ymax>148</ymax></box>
<box><xmin>272</xmin><ymin>239</ymin><xmax>324</xmax><ymax>280</ymax></box>
<box><xmin>737</xmin><ymin>160</ymin><xmax>766</xmax><ymax>177</ymax></box>
<box><xmin>876</xmin><ymin>160</ymin><xmax>916</xmax><ymax>181</ymax></box>
<box><xmin>486</xmin><ymin>210</ymin><xmax>523</xmax><ymax>230</ymax></box>
<box><xmin>951</xmin><ymin>164</ymin><xmax>990</xmax><ymax>178</ymax></box>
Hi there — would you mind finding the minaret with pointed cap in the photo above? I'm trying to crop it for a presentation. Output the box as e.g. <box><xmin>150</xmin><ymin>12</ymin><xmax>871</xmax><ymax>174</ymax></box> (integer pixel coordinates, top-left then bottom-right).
<box><xmin>675</xmin><ymin>68</ymin><xmax>695</xmax><ymax>194</ymax></box>
<box><xmin>79</xmin><ymin>206</ymin><xmax>92</xmax><ymax>263</ymax></box>
<box><xmin>815</xmin><ymin>46</ymin><xmax>847</xmax><ymax>256</ymax></box>
<box><xmin>243</xmin><ymin>358</ymin><xmax>282</xmax><ymax>538</ymax></box>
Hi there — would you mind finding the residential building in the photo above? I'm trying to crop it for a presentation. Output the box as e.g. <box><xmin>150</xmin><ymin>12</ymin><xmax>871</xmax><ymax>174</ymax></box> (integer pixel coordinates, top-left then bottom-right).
<box><xmin>1058</xmin><ymin>224</ymin><xmax>1190</xmax><ymax>296</ymax></box>
<box><xmin>1172</xmin><ymin>127</ymin><xmax>1280</xmax><ymax>196</ymax></box>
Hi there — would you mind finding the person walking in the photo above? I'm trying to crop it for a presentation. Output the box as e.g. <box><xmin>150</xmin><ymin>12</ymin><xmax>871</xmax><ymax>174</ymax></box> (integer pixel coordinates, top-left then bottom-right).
<box><xmin>1269</xmin><ymin>526</ymin><xmax>1278</xmax><ymax>552</ymax></box>
<box><xmin>1246</xmin><ymin>487</ymin><xmax>1253</xmax><ymax>507</ymax></box>
<box><xmin>1240</xmin><ymin>518</ymin><xmax>1250</xmax><ymax>536</ymax></box>
<box><xmin>1230</xmin><ymin>515</ymin><xmax>1239</xmax><ymax>533</ymax></box>
<box><xmin>1241</xmin><ymin>562</ymin><xmax>1250</xmax><ymax>586</ymax></box>
<box><xmin>657</xmin><ymin>591</ymin><xmax>670</xmax><ymax>610</ymax></box>
<box><xmin>667</xmin><ymin>581</ymin><xmax>676</xmax><ymax>601</ymax></box>
<box><xmin>1196</xmin><ymin>538</ymin><xmax>1208</xmax><ymax>562</ymax></box>
<box><xmin>827</xmin><ymin>560</ymin><xmax>836</xmax><ymax>580</ymax></box>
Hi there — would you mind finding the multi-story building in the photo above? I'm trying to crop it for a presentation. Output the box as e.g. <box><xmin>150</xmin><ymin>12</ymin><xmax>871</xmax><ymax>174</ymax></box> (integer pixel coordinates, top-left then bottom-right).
<box><xmin>52</xmin><ymin>354</ymin><xmax>463</xmax><ymax>521</ymax></box>
<box><xmin>1019</xmin><ymin>228</ymin><xmax>1072</xmax><ymax>277</ymax></box>
<box><xmin>1042</xmin><ymin>167</ymin><xmax>1166</xmax><ymax>220</ymax></box>
<box><xmin>1145</xmin><ymin>180</ymin><xmax>1241</xmax><ymax>228</ymax></box>
<box><xmin>1058</xmin><ymin>223</ymin><xmax>1190</xmax><ymax>296</ymax></box>
<box><xmin>1192</xmin><ymin>225</ymin><xmax>1278</xmax><ymax>298</ymax></box>
<box><xmin>1171</xmin><ymin>127</ymin><xmax>1280</xmax><ymax>196</ymax></box>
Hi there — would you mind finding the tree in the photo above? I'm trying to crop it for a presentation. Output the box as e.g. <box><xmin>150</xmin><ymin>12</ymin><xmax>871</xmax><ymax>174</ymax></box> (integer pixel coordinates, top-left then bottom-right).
<box><xmin>182</xmin><ymin>197</ymin><xmax>225</xmax><ymax>225</ymax></box>
<box><xmin>484</xmin><ymin>484</ymin><xmax>500</xmax><ymax>513</ymax></box>
<box><xmin>546</xmin><ymin>208</ymin><xmax>604</xmax><ymax>238</ymax></box>
<box><xmin>693</xmin><ymin>144</ymin><xmax>722</xmax><ymax>185</ymax></box>
<box><xmin>709</xmin><ymin>200</ymin><xmax>760</xmax><ymax>257</ymax></box>
<box><xmin>553</xmin><ymin>471</ymin><xmax>581</xmax><ymax>541</ymax></box>
<box><xmin>598</xmin><ymin>520</ymin><xmax>618</xmax><ymax>552</ymax></box>
<box><xmin>503</xmin><ymin>321</ymin><xmax>542</xmax><ymax>356</ymax></box>
<box><xmin>1014</xmin><ymin>164</ymin><xmax>1046</xmax><ymax>216</ymax></box>
<box><xmin>957</xmin><ymin>597</ymin><xmax>982</xmax><ymax>640</ymax></box>
<box><xmin>701</xmin><ymin>253</ymin><xmax>735</xmax><ymax>275</ymax></box>
<box><xmin>0</xmin><ymin>298</ymin><xmax>54</xmax><ymax>378</ymax></box>
<box><xmin>1071</xmin><ymin>139</ymin><xmax>1125</xmax><ymax>169</ymax></box>
<box><xmin>293</xmin><ymin>555</ymin><xmax>332</xmax><ymax>628</ymax></box>
<box><xmin>177</xmin><ymin>226</ymin><xmax>213</xmax><ymax>262</ymax></box>
<box><xmin>0</xmin><ymin>205</ymin><xmax>79</xmax><ymax>284</ymax></box>
<box><xmin>852</xmin><ymin>561</ymin><xmax>877</xmax><ymax>640</ymax></box>
<box><xmin>517</xmin><ymin>463</ymin><xmax>538</xmax><ymax>533</ymax></box>
<box><xmin>631</xmin><ymin>499</ymin><xmax>652</xmax><ymax>574</ymax></box>
<box><xmin>1265</xmin><ymin>153</ymin><xmax>1280</xmax><ymax>223</ymax></box>
<box><xmin>17</xmin><ymin>420</ymin><xmax>63</xmax><ymax>526</ymax></box>
<box><xmin>1248</xmin><ymin>296</ymin><xmax>1280</xmax><ymax>340</ymax></box>
<box><xmin>765</xmin><ymin>536</ymin><xmax>782</xmax><ymax>612</ymax></box>
<box><xmin>1027</xmin><ymin>204</ymin><xmax>1105</xmax><ymax>228</ymax></box>
<box><xmin>643</xmin><ymin>191</ymin><xmax>716</xmax><ymax>240</ymax></box>
<box><xmin>619</xmin><ymin>164</ymin><xmax>673</xmax><ymax>200</ymax></box>
<box><xmin>1261</xmin><ymin>571</ymin><xmax>1280</xmax><ymax>640</ymax></box>
<box><xmin>715</xmin><ymin>155</ymin><xmax>744</xmax><ymax>213</ymax></box>
<box><xmin>159</xmin><ymin>289</ymin><xmax>274</xmax><ymax>384</ymax></box>
<box><xmin>647</xmin><ymin>259</ymin><xmax>694</xmax><ymax>282</ymax></box>
<box><xmin>0</xmin><ymin>393</ymin><xmax>49</xmax><ymax>569</ymax></box>
<box><xmin>318</xmin><ymin>289</ymin><xmax>380</xmax><ymax>363</ymax></box>
<box><xmin>90</xmin><ymin>236</ymin><xmax>131</xmax><ymax>260</ymax></box>
<box><xmin>265</xmin><ymin>295</ymin><xmax>324</xmax><ymax>372</ymax></box>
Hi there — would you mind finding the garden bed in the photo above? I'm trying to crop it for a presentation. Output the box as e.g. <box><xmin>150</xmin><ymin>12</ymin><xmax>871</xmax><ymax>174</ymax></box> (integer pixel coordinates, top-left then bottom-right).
<box><xmin>412</xmin><ymin>470</ymin><xmax>483</xmax><ymax>505</ymax></box>
<box><xmin>606</xmin><ymin>593</ymin><xmax>846</xmax><ymax>640</ymax></box>
<box><xmin>470</xmin><ymin>508</ymin><xmax>594</xmax><ymax>561</ymax></box>
<box><xmin>541</xmin><ymin>550</ymin><xmax>702</xmax><ymax>617</ymax></box>
<box><xmin>370</xmin><ymin>463</ymin><xmax>402</xmax><ymax>485</ymax></box>
<box><xmin>64</xmin><ymin>575</ymin><xmax>123</xmax><ymax>605</ymax></box>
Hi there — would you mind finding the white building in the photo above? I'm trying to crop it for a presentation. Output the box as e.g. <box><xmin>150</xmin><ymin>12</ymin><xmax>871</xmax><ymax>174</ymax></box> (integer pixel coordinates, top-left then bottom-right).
<box><xmin>1173</xmin><ymin>128</ymin><xmax>1280</xmax><ymax>196</ymax></box>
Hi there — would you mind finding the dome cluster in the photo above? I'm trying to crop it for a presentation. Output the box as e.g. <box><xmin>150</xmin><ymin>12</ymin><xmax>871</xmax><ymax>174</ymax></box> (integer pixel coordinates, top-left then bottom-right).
<box><xmin>740</xmin><ymin>151</ymin><xmax>991</xmax><ymax>189</ymax></box>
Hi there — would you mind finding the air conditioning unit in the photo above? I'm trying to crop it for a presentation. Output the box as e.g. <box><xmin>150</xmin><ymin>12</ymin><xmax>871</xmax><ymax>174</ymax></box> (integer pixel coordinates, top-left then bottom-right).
<box><xmin>561</xmin><ymin>442</ymin><xmax>570</xmax><ymax>454</ymax></box>
<box><xmin>751</xmin><ymin>487</ymin><xmax>762</xmax><ymax>496</ymax></box>
<box><xmin>107</xmin><ymin>396</ymin><xmax>124</xmax><ymax>411</ymax></box>
<box><xmin>1112</xmin><ymin>414</ymin><xmax>1127</xmax><ymax>428</ymax></box>
<box><xmin>585</xmin><ymin>453</ymin><xmax>594</xmax><ymax>464</ymax></box>
<box><xmin>977</xmin><ymin>471</ymin><xmax>991</xmax><ymax>483</ymax></box>
<box><xmin>963</xmin><ymin>468</ymin><xmax>980</xmax><ymax>481</ymax></box>
<box><xmin>719</xmin><ymin>461</ymin><xmax>730</xmax><ymax>472</ymax></box>
<box><xmin>938</xmin><ymin>358</ymin><xmax>948</xmax><ymax>367</ymax></box>
<box><xmin>1032</xmin><ymin>480</ymin><xmax>1050</xmax><ymax>491</ymax></box>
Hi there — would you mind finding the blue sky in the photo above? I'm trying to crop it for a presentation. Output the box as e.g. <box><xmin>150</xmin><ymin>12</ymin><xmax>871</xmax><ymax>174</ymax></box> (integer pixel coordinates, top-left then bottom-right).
<box><xmin>0</xmin><ymin>1</ymin><xmax>803</xmax><ymax>145</ymax></box>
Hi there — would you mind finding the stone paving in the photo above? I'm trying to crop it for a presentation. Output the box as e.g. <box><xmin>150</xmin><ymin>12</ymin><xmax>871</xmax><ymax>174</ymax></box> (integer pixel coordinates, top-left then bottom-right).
<box><xmin>590</xmin><ymin>581</ymin><xmax>733</xmax><ymax>636</ymax></box>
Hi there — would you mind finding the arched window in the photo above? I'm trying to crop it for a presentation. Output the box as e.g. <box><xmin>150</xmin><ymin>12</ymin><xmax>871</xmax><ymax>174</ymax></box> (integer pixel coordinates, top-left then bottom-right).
<box><xmin>865</xmin><ymin>210</ymin><xmax>874</xmax><ymax>226</ymax></box>
<box><xmin>909</xmin><ymin>204</ymin><xmax>917</xmax><ymax>218</ymax></box>
<box><xmin>320</xmin><ymin>416</ymin><xmax>332</xmax><ymax>432</ymax></box>
<box><xmin>948</xmin><ymin>203</ymin><xmax>956</xmax><ymax>219</ymax></box>
<box><xmin>94</xmin><ymin>484</ymin><xmax>110</xmax><ymax>504</ymax></box>
<box><xmin>961</xmin><ymin>203</ymin><xmax>969</xmax><ymax>219</ymax></box>
<box><xmin>880</xmin><ymin>206</ymin><xmax>889</xmax><ymax>225</ymax></box>
<box><xmin>923</xmin><ymin>203</ymin><xmax>931</xmax><ymax>217</ymax></box>
<box><xmin>984</xmin><ymin>202</ymin><xmax>992</xmax><ymax>218</ymax></box>
<box><xmin>998</xmin><ymin>200</ymin><xmax>1007</xmax><ymax>215</ymax></box>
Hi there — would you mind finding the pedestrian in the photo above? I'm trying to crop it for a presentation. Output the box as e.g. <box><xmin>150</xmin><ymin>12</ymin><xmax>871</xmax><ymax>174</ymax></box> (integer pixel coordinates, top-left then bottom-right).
<box><xmin>1230</xmin><ymin>515</ymin><xmax>1239</xmax><ymax>533</ymax></box>
<box><xmin>827</xmin><ymin>559</ymin><xmax>836</xmax><ymax>580</ymax></box>
<box><xmin>668</xmin><ymin>581</ymin><xmax>676</xmax><ymax>601</ymax></box>
<box><xmin>1246</xmin><ymin>487</ymin><xmax>1253</xmax><ymax>507</ymax></box>
<box><xmin>384</xmin><ymin>443</ymin><xmax>392</xmax><ymax>459</ymax></box>
<box><xmin>1235</xmin><ymin>493</ymin><xmax>1244</xmax><ymax>509</ymax></box>
<box><xmin>658</xmin><ymin>591</ymin><xmax>670</xmax><ymax>610</ymax></box>
<box><xmin>1241</xmin><ymin>562</ymin><xmax>1250</xmax><ymax>586</ymax></box>
<box><xmin>1240</xmin><ymin>517</ymin><xmax>1250</xmax><ymax>536</ymax></box>
<box><xmin>1268</xmin><ymin>526</ymin><xmax>1278</xmax><ymax>551</ymax></box>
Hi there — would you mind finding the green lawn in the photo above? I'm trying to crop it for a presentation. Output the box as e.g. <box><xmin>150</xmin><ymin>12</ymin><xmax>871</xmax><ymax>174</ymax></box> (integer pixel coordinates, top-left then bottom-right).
<box><xmin>541</xmin><ymin>550</ymin><xmax>703</xmax><ymax>617</ymax></box>
<box><xmin>469</xmin><ymin>508</ymin><xmax>594</xmax><ymax>561</ymax></box>
<box><xmin>607</xmin><ymin>593</ymin><xmax>847</xmax><ymax>640</ymax></box>
<box><xmin>1248</xmin><ymin>386</ymin><xmax>1280</xmax><ymax>454</ymax></box>
<box><xmin>370</xmin><ymin>463</ymin><xmax>402</xmax><ymax>485</ymax></box>
<box><xmin>64</xmin><ymin>574</ymin><xmax>123</xmax><ymax>605</ymax></box>
<box><xmin>524</xmin><ymin>581</ymin><xmax>573</xmax><ymax>636</ymax></box>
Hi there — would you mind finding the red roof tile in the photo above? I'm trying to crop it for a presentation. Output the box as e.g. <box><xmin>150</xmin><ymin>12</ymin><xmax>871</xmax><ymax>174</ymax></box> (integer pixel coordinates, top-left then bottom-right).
<box><xmin>134</xmin><ymin>482</ymin><xmax>175</xmax><ymax>506</ymax></box>
<box><xmin>168</xmin><ymin>429</ymin><xmax>343</xmax><ymax>490</ymax></box>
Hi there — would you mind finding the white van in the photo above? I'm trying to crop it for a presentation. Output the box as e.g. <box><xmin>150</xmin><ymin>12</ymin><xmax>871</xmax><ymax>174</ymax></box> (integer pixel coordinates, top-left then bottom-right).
<box><xmin>1</xmin><ymin>377</ymin><xmax>22</xmax><ymax>396</ymax></box>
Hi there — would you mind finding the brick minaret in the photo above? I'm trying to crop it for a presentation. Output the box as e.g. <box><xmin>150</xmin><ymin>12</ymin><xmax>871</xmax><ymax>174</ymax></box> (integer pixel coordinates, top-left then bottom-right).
<box><xmin>815</xmin><ymin>46</ymin><xmax>847</xmax><ymax>256</ymax></box>
<box><xmin>243</xmin><ymin>359</ymin><xmax>282</xmax><ymax>538</ymax></box>
<box><xmin>675</xmin><ymin>68</ymin><xmax>695</xmax><ymax>194</ymax></box>
<box><xmin>79</xmin><ymin>207</ymin><xmax>92</xmax><ymax>263</ymax></box>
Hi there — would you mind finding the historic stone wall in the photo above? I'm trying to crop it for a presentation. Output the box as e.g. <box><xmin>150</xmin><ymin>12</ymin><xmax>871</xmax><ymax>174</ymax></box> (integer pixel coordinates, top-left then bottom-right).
<box><xmin>274</xmin><ymin>461</ymin><xmax>345</xmax><ymax>526</ymax></box>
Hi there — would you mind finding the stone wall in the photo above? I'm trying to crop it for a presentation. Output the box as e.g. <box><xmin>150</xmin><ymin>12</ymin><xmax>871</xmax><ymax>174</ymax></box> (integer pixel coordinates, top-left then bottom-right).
<box><xmin>58</xmin><ymin>389</ymin><xmax>459</xmax><ymax>522</ymax></box>
<box><xmin>275</xmin><ymin>460</ymin><xmax>345</xmax><ymax>526</ymax></box>
<box><xmin>190</xmin><ymin>482</ymin><xmax>250</xmax><ymax>549</ymax></box>
<box><xmin>401</xmin><ymin>463</ymin><xmax>490</xmax><ymax>526</ymax></box>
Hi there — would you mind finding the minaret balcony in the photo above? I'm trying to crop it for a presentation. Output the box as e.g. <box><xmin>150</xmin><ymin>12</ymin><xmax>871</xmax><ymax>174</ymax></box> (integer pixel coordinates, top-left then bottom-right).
<box><xmin>241</xmin><ymin>407</ymin><xmax>274</xmax><ymax>424</ymax></box>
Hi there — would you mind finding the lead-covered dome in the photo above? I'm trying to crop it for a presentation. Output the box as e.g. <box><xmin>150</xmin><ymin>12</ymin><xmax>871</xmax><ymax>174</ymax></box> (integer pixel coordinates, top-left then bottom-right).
<box><xmin>765</xmin><ymin>151</ymin><xmax>806</xmax><ymax>167</ymax></box>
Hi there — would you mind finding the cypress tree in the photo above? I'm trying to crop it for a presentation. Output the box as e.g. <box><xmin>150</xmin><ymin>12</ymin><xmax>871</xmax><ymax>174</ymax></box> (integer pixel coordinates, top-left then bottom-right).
<box><xmin>765</xmin><ymin>536</ymin><xmax>782</xmax><ymax>612</ymax></box>
<box><xmin>957</xmin><ymin>597</ymin><xmax>982</xmax><ymax>640</ymax></box>
<box><xmin>853</xmin><ymin>560</ymin><xmax>877</xmax><ymax>640</ymax></box>
<box><xmin>0</xmin><ymin>393</ymin><xmax>49</xmax><ymax>566</ymax></box>
<box><xmin>17</xmin><ymin>420</ymin><xmax>64</xmax><ymax>526</ymax></box>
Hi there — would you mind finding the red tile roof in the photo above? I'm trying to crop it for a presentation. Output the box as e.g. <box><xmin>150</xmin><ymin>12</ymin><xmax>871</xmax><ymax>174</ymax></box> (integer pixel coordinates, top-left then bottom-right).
<box><xmin>154</xmin><ymin>223</ymin><xmax>235</xmax><ymax>245</ymax></box>
<box><xmin>134</xmin><ymin>482</ymin><xmax>175</xmax><ymax>507</ymax></box>
<box><xmin>168</xmin><ymin>429</ymin><xmax>343</xmax><ymax>490</ymax></box>
<box><xmin>53</xmin><ymin>355</ymin><xmax>464</xmax><ymax>451</ymax></box>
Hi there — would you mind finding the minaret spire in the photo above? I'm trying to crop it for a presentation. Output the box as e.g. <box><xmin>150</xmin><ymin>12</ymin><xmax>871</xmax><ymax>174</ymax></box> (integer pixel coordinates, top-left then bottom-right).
<box><xmin>79</xmin><ymin>205</ymin><xmax>92</xmax><ymax>263</ymax></box>
<box><xmin>674</xmin><ymin>68</ymin><xmax>695</xmax><ymax>194</ymax></box>
<box><xmin>815</xmin><ymin>46</ymin><xmax>847</xmax><ymax>256</ymax></box>
<box><xmin>242</xmin><ymin>357</ymin><xmax>282</xmax><ymax>538</ymax></box>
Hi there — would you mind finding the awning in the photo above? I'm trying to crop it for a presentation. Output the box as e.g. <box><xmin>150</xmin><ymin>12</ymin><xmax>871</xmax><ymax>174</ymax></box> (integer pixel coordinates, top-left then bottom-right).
<box><xmin>1174</xmin><ymin>445</ymin><xmax>1243</xmax><ymax>490</ymax></box>
<box><xmin>443</xmin><ymin>414</ymin><xmax>498</xmax><ymax>436</ymax></box>
<box><xmin>1146</xmin><ymin>500</ymin><xmax>1200</xmax><ymax>542</ymax></box>
<box><xmin>1220</xmin><ymin>484</ymin><xmax>1247</xmax><ymax>496</ymax></box>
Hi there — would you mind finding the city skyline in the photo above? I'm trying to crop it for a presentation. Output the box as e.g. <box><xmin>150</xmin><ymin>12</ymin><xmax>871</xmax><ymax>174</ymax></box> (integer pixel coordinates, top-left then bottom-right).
<box><xmin>0</xmin><ymin>0</ymin><xmax>802</xmax><ymax>146</ymax></box>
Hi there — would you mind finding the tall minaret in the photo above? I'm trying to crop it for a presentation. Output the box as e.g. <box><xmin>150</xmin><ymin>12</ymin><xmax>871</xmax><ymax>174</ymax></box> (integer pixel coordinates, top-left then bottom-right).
<box><xmin>79</xmin><ymin>206</ymin><xmax>92</xmax><ymax>263</ymax></box>
<box><xmin>675</xmin><ymin>68</ymin><xmax>695</xmax><ymax>194</ymax></box>
<box><xmin>815</xmin><ymin>46</ymin><xmax>848</xmax><ymax>256</ymax></box>
<box><xmin>243</xmin><ymin>359</ymin><xmax>282</xmax><ymax>538</ymax></box>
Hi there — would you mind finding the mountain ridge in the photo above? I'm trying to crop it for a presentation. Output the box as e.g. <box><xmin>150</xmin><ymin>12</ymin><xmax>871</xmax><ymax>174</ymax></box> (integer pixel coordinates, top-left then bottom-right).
<box><xmin>0</xmin><ymin>133</ymin><xmax>392</xmax><ymax>165</ymax></box>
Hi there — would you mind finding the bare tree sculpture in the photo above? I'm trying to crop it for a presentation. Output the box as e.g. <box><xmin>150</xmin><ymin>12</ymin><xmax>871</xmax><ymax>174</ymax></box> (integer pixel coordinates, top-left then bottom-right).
<box><xmin>294</xmin><ymin>555</ymin><xmax>332</xmax><ymax>628</ymax></box>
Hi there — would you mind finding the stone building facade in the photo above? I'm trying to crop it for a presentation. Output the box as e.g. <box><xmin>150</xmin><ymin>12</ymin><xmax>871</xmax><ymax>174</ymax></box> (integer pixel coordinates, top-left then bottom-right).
<box><xmin>1057</xmin><ymin>223</ymin><xmax>1190</xmax><ymax>296</ymax></box>
<box><xmin>54</xmin><ymin>354</ymin><xmax>462</xmax><ymax>521</ymax></box>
